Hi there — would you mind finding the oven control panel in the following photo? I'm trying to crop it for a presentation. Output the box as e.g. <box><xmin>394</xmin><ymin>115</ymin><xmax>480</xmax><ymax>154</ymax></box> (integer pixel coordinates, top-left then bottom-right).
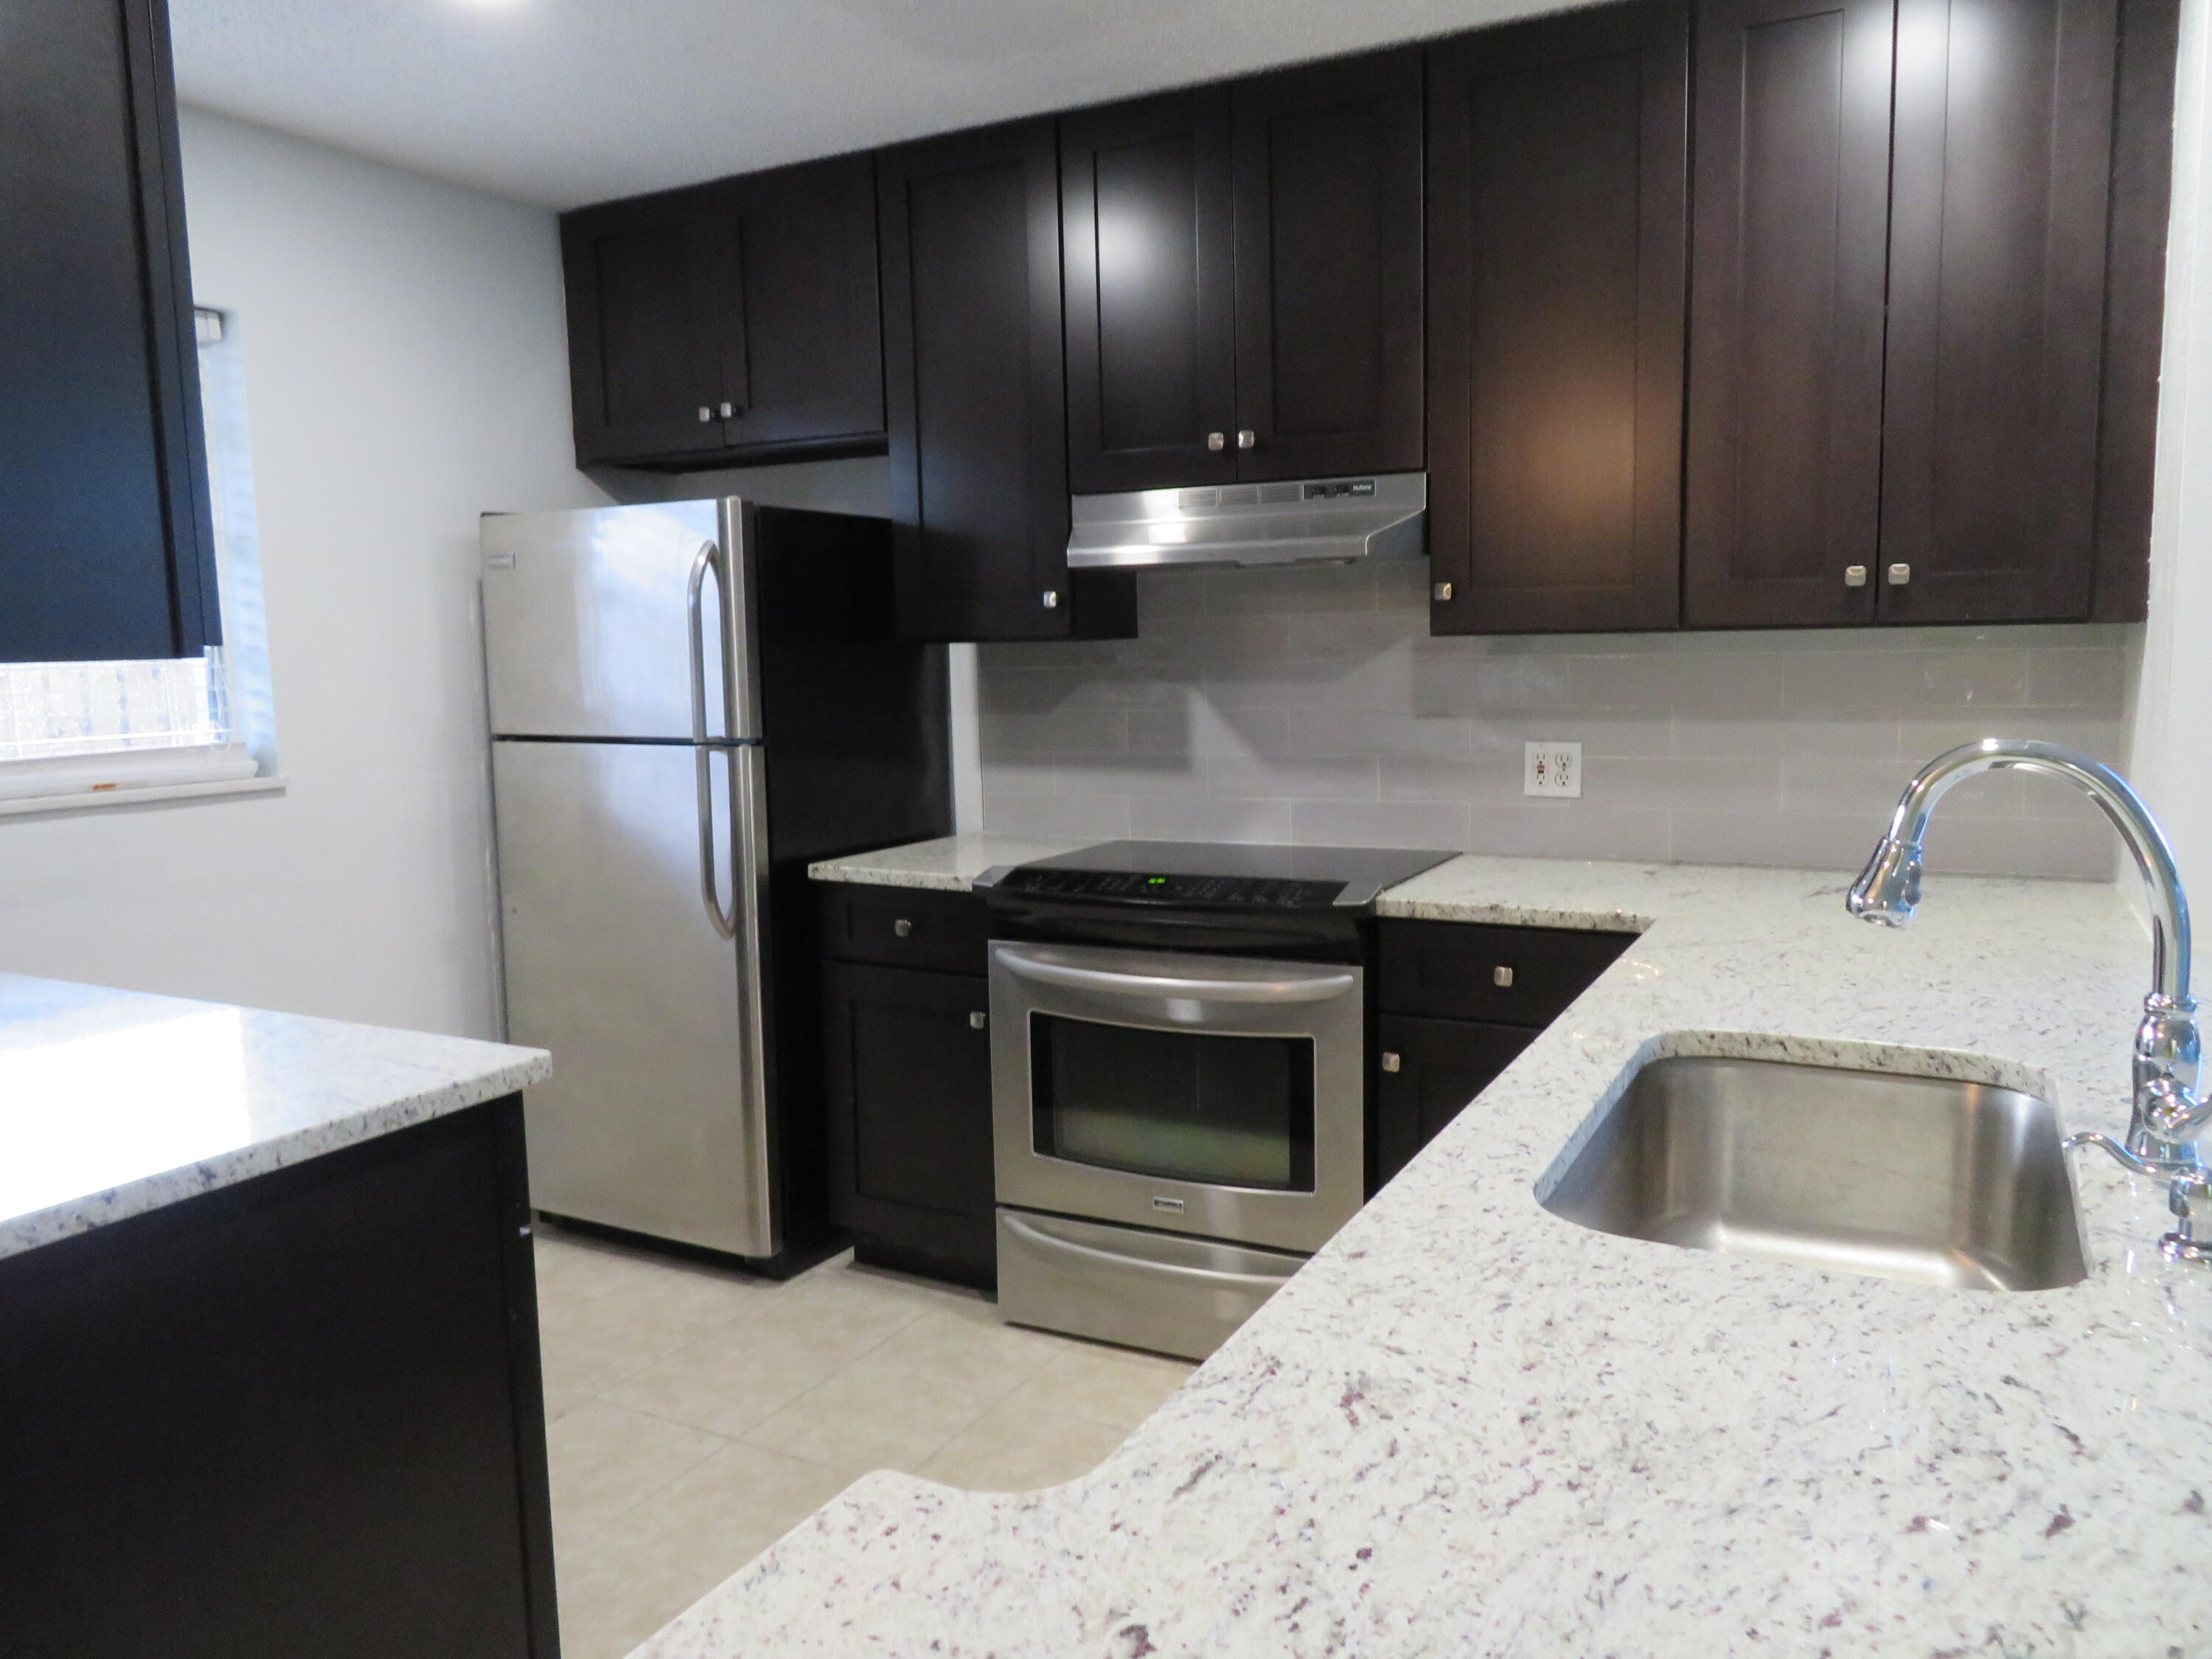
<box><xmin>995</xmin><ymin>867</ymin><xmax>1346</xmax><ymax>909</ymax></box>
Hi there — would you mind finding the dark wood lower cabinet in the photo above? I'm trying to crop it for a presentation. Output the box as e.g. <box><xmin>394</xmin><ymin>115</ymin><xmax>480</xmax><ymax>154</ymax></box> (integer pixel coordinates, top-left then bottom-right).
<box><xmin>0</xmin><ymin>1099</ymin><xmax>556</xmax><ymax>1659</ymax></box>
<box><xmin>823</xmin><ymin>959</ymin><xmax>996</xmax><ymax>1287</ymax></box>
<box><xmin>1373</xmin><ymin>1015</ymin><xmax>1535</xmax><ymax>1193</ymax></box>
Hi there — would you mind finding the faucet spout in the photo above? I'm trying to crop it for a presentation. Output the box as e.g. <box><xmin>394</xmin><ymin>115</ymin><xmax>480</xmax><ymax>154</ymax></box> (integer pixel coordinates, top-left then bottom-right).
<box><xmin>1848</xmin><ymin>740</ymin><xmax>2202</xmax><ymax>1179</ymax></box>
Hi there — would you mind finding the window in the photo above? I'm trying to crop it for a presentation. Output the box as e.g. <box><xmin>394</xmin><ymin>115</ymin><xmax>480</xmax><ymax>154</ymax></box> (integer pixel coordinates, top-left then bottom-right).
<box><xmin>0</xmin><ymin>307</ymin><xmax>276</xmax><ymax>807</ymax></box>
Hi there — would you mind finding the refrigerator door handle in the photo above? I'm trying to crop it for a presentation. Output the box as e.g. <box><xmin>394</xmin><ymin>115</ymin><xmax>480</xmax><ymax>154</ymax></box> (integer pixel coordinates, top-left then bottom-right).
<box><xmin>687</xmin><ymin>542</ymin><xmax>740</xmax><ymax>942</ymax></box>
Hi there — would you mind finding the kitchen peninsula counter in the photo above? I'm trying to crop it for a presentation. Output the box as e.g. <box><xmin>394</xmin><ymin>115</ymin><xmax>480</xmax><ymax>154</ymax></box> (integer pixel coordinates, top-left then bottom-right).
<box><xmin>0</xmin><ymin>972</ymin><xmax>559</xmax><ymax>1658</ymax></box>
<box><xmin>650</xmin><ymin>838</ymin><xmax>2211</xmax><ymax>1658</ymax></box>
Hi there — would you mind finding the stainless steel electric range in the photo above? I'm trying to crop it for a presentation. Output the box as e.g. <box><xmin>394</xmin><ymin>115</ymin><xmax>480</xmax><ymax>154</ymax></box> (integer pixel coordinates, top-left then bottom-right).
<box><xmin>973</xmin><ymin>841</ymin><xmax>1455</xmax><ymax>1360</ymax></box>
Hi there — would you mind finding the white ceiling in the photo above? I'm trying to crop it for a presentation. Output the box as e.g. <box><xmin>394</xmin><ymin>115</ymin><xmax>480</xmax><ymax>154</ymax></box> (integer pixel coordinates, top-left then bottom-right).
<box><xmin>170</xmin><ymin>0</ymin><xmax>1556</xmax><ymax>209</ymax></box>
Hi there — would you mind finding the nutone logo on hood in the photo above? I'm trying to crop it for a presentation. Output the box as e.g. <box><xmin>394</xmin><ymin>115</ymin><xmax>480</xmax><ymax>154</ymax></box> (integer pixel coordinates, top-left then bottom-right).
<box><xmin>1066</xmin><ymin>472</ymin><xmax>1427</xmax><ymax>570</ymax></box>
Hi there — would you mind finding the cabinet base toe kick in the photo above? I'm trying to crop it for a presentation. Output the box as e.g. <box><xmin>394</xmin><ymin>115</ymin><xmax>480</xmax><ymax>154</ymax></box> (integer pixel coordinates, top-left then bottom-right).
<box><xmin>995</xmin><ymin>1207</ymin><xmax>1304</xmax><ymax>1362</ymax></box>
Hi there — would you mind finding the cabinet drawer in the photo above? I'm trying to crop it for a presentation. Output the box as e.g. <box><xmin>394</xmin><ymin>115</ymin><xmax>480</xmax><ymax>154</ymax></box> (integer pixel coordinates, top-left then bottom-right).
<box><xmin>818</xmin><ymin>882</ymin><xmax>990</xmax><ymax>975</ymax></box>
<box><xmin>1377</xmin><ymin>919</ymin><xmax>1632</xmax><ymax>1026</ymax></box>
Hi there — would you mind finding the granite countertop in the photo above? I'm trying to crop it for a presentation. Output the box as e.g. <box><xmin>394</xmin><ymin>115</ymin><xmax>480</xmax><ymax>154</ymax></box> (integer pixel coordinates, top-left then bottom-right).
<box><xmin>700</xmin><ymin>838</ymin><xmax>2212</xmax><ymax>1657</ymax></box>
<box><xmin>0</xmin><ymin>973</ymin><xmax>549</xmax><ymax>1264</ymax></box>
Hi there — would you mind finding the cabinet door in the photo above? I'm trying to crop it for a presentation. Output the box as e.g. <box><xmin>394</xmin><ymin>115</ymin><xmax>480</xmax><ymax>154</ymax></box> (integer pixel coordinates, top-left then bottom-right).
<box><xmin>1372</xmin><ymin>1015</ymin><xmax>1532</xmax><ymax>1193</ymax></box>
<box><xmin>712</xmin><ymin>153</ymin><xmax>886</xmax><ymax>456</ymax></box>
<box><xmin>0</xmin><ymin>0</ymin><xmax>218</xmax><ymax>663</ymax></box>
<box><xmin>1426</xmin><ymin>3</ymin><xmax>1688</xmax><ymax>635</ymax></box>
<box><xmin>560</xmin><ymin>189</ymin><xmax>727</xmax><ymax>465</ymax></box>
<box><xmin>880</xmin><ymin>119</ymin><xmax>1135</xmax><ymax>641</ymax></box>
<box><xmin>1061</xmin><ymin>88</ymin><xmax>1238</xmax><ymax>494</ymax></box>
<box><xmin>1879</xmin><ymin>0</ymin><xmax>2118</xmax><ymax>622</ymax></box>
<box><xmin>1230</xmin><ymin>48</ymin><xmax>1425</xmax><ymax>484</ymax></box>
<box><xmin>1683</xmin><ymin>0</ymin><xmax>1893</xmax><ymax>628</ymax></box>
<box><xmin>823</xmin><ymin>961</ymin><xmax>995</xmax><ymax>1284</ymax></box>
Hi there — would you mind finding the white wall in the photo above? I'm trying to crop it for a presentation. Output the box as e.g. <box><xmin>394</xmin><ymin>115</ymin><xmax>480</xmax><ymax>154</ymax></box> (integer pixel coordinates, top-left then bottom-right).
<box><xmin>2132</xmin><ymin>0</ymin><xmax>2212</xmax><ymax>978</ymax></box>
<box><xmin>0</xmin><ymin>109</ymin><xmax>603</xmax><ymax>1037</ymax></box>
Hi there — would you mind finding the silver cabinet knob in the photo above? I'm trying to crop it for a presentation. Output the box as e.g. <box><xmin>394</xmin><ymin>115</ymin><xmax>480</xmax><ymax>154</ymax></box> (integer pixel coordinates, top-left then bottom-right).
<box><xmin>719</xmin><ymin>401</ymin><xmax>734</xmax><ymax>419</ymax></box>
<box><xmin>1888</xmin><ymin>563</ymin><xmax>1913</xmax><ymax>585</ymax></box>
<box><xmin>1844</xmin><ymin>565</ymin><xmax>1868</xmax><ymax>588</ymax></box>
<box><xmin>1236</xmin><ymin>429</ymin><xmax>1257</xmax><ymax>450</ymax></box>
<box><xmin>1492</xmin><ymin>965</ymin><xmax>1515</xmax><ymax>989</ymax></box>
<box><xmin>1433</xmin><ymin>581</ymin><xmax>1454</xmax><ymax>602</ymax></box>
<box><xmin>697</xmin><ymin>406</ymin><xmax>713</xmax><ymax>422</ymax></box>
<box><xmin>1206</xmin><ymin>431</ymin><xmax>1226</xmax><ymax>451</ymax></box>
<box><xmin>1380</xmin><ymin>1051</ymin><xmax>1402</xmax><ymax>1074</ymax></box>
<box><xmin>893</xmin><ymin>918</ymin><xmax>913</xmax><ymax>938</ymax></box>
<box><xmin>1041</xmin><ymin>590</ymin><xmax>1060</xmax><ymax>609</ymax></box>
<box><xmin>969</xmin><ymin>1011</ymin><xmax>988</xmax><ymax>1030</ymax></box>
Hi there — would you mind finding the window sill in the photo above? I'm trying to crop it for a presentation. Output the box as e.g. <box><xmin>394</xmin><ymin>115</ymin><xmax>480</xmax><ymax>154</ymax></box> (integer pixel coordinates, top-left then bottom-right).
<box><xmin>0</xmin><ymin>775</ymin><xmax>287</xmax><ymax>824</ymax></box>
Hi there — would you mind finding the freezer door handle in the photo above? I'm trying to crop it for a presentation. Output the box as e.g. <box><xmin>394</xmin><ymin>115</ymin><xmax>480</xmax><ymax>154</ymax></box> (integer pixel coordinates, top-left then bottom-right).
<box><xmin>687</xmin><ymin>542</ymin><xmax>740</xmax><ymax>941</ymax></box>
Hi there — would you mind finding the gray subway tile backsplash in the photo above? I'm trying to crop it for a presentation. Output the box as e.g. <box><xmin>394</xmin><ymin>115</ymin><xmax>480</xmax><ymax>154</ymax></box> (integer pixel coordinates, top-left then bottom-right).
<box><xmin>975</xmin><ymin>568</ymin><xmax>2135</xmax><ymax>879</ymax></box>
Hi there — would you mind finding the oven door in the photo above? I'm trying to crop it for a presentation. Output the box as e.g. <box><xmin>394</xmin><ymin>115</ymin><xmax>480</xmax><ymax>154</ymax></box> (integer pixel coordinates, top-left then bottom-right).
<box><xmin>990</xmin><ymin>939</ymin><xmax>1365</xmax><ymax>1255</ymax></box>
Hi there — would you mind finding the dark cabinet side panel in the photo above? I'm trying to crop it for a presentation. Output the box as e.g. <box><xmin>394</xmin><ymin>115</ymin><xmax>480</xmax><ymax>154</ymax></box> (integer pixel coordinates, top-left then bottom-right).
<box><xmin>1062</xmin><ymin>89</ymin><xmax>1239</xmax><ymax>493</ymax></box>
<box><xmin>1426</xmin><ymin>3</ymin><xmax>1688</xmax><ymax>636</ymax></box>
<box><xmin>1231</xmin><ymin>48</ymin><xmax>1425</xmax><ymax>482</ymax></box>
<box><xmin>560</xmin><ymin>190</ymin><xmax>727</xmax><ymax>466</ymax></box>
<box><xmin>882</xmin><ymin>120</ymin><xmax>1133</xmax><ymax>642</ymax></box>
<box><xmin>1683</xmin><ymin>0</ymin><xmax>1893</xmax><ymax>628</ymax></box>
<box><xmin>1372</xmin><ymin>1015</ymin><xmax>1532</xmax><ymax>1194</ymax></box>
<box><xmin>1879</xmin><ymin>0</ymin><xmax>2118</xmax><ymax>622</ymax></box>
<box><xmin>0</xmin><ymin>1102</ymin><xmax>553</xmax><ymax>1658</ymax></box>
<box><xmin>2090</xmin><ymin>0</ymin><xmax>2180</xmax><ymax>622</ymax></box>
<box><xmin>714</xmin><ymin>153</ymin><xmax>887</xmax><ymax>455</ymax></box>
<box><xmin>823</xmin><ymin>959</ymin><xmax>997</xmax><ymax>1285</ymax></box>
<box><xmin>0</xmin><ymin>0</ymin><xmax>217</xmax><ymax>663</ymax></box>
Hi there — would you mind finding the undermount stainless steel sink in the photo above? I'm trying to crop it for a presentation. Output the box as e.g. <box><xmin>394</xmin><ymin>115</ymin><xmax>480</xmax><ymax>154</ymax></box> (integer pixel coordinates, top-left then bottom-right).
<box><xmin>1537</xmin><ymin>1055</ymin><xmax>2087</xmax><ymax>1293</ymax></box>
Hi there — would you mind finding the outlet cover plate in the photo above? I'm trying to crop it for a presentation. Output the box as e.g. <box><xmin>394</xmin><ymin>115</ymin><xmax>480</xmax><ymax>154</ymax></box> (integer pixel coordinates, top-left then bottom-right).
<box><xmin>1524</xmin><ymin>741</ymin><xmax>1582</xmax><ymax>799</ymax></box>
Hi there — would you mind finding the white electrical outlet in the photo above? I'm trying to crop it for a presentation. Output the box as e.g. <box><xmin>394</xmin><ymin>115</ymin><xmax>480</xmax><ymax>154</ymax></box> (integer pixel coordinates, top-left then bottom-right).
<box><xmin>1524</xmin><ymin>740</ymin><xmax>1582</xmax><ymax>799</ymax></box>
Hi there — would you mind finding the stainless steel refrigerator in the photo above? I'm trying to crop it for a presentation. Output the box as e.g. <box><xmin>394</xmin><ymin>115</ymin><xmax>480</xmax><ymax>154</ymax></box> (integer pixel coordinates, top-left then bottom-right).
<box><xmin>481</xmin><ymin>498</ymin><xmax>948</xmax><ymax>1270</ymax></box>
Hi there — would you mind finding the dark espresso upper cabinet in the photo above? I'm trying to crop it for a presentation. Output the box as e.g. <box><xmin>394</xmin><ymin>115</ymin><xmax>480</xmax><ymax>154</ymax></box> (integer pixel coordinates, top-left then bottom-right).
<box><xmin>1060</xmin><ymin>90</ymin><xmax>1239</xmax><ymax>494</ymax></box>
<box><xmin>1231</xmin><ymin>50</ymin><xmax>1425</xmax><ymax>484</ymax></box>
<box><xmin>560</xmin><ymin>152</ymin><xmax>885</xmax><ymax>470</ymax></box>
<box><xmin>1426</xmin><ymin>4</ymin><xmax>1688</xmax><ymax>636</ymax></box>
<box><xmin>880</xmin><ymin>119</ymin><xmax>1135</xmax><ymax>641</ymax></box>
<box><xmin>0</xmin><ymin>0</ymin><xmax>218</xmax><ymax>664</ymax></box>
<box><xmin>1683</xmin><ymin>0</ymin><xmax>1894</xmax><ymax>629</ymax></box>
<box><xmin>561</xmin><ymin>189</ymin><xmax>726</xmax><ymax>466</ymax></box>
<box><xmin>1061</xmin><ymin>50</ymin><xmax>1422</xmax><ymax>493</ymax></box>
<box><xmin>1878</xmin><ymin>0</ymin><xmax>2121</xmax><ymax>624</ymax></box>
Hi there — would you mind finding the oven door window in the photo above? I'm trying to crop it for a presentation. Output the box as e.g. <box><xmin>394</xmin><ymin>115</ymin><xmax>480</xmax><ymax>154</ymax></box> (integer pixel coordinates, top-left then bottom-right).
<box><xmin>1029</xmin><ymin>1014</ymin><xmax>1316</xmax><ymax>1192</ymax></box>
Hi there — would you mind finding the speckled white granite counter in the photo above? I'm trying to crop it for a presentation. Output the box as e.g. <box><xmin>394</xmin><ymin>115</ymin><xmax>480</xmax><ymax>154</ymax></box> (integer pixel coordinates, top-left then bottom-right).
<box><xmin>727</xmin><ymin>840</ymin><xmax>2212</xmax><ymax>1657</ymax></box>
<box><xmin>0</xmin><ymin>973</ymin><xmax>549</xmax><ymax>1263</ymax></box>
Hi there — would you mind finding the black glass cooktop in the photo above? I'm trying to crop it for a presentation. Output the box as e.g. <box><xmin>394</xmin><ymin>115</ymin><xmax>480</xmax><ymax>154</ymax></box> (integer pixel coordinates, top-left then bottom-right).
<box><xmin>989</xmin><ymin>841</ymin><xmax>1455</xmax><ymax>912</ymax></box>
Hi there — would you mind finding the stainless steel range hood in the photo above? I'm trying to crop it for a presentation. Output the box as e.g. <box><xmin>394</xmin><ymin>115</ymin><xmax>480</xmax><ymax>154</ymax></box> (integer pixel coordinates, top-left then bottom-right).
<box><xmin>1066</xmin><ymin>471</ymin><xmax>1426</xmax><ymax>570</ymax></box>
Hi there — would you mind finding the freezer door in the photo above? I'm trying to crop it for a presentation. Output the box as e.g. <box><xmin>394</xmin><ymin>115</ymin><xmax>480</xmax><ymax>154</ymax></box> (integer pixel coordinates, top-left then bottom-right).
<box><xmin>481</xmin><ymin>500</ymin><xmax>760</xmax><ymax>740</ymax></box>
<box><xmin>491</xmin><ymin>737</ymin><xmax>775</xmax><ymax>1256</ymax></box>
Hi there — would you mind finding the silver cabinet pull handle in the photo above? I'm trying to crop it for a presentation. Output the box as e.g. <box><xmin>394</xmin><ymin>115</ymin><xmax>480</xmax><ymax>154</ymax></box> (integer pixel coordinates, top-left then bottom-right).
<box><xmin>697</xmin><ymin>406</ymin><xmax>713</xmax><ymax>422</ymax></box>
<box><xmin>1433</xmin><ymin>581</ymin><xmax>1454</xmax><ymax>602</ymax></box>
<box><xmin>1380</xmin><ymin>1051</ymin><xmax>1402</xmax><ymax>1073</ymax></box>
<box><xmin>1041</xmin><ymin>590</ymin><xmax>1060</xmax><ymax>609</ymax></box>
<box><xmin>1001</xmin><ymin>950</ymin><xmax>1353</xmax><ymax>1004</ymax></box>
<box><xmin>969</xmin><ymin>1010</ymin><xmax>988</xmax><ymax>1030</ymax></box>
<box><xmin>1236</xmin><ymin>428</ymin><xmax>1257</xmax><ymax>449</ymax></box>
<box><xmin>719</xmin><ymin>401</ymin><xmax>734</xmax><ymax>419</ymax></box>
<box><xmin>1492</xmin><ymin>965</ymin><xmax>1515</xmax><ymax>988</ymax></box>
<box><xmin>1888</xmin><ymin>562</ymin><xmax>1913</xmax><ymax>585</ymax></box>
<box><xmin>894</xmin><ymin>918</ymin><xmax>913</xmax><ymax>938</ymax></box>
<box><xmin>1206</xmin><ymin>431</ymin><xmax>1226</xmax><ymax>451</ymax></box>
<box><xmin>686</xmin><ymin>541</ymin><xmax>739</xmax><ymax>941</ymax></box>
<box><xmin>1844</xmin><ymin>564</ymin><xmax>1868</xmax><ymax>588</ymax></box>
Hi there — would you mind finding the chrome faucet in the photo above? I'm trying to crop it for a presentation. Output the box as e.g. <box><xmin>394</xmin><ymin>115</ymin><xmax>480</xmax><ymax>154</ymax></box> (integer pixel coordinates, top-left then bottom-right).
<box><xmin>1847</xmin><ymin>739</ymin><xmax>2211</xmax><ymax>1263</ymax></box>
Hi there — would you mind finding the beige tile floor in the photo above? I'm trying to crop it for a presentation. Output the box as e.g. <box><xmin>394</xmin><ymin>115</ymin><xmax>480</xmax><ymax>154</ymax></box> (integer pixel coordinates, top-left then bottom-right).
<box><xmin>534</xmin><ymin>1224</ymin><xmax>1194</xmax><ymax>1659</ymax></box>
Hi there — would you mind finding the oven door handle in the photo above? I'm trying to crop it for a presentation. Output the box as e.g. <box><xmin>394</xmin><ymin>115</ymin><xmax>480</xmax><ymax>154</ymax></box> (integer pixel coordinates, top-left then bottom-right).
<box><xmin>998</xmin><ymin>953</ymin><xmax>1354</xmax><ymax>1005</ymax></box>
<box><xmin>1000</xmin><ymin>1211</ymin><xmax>1300</xmax><ymax>1290</ymax></box>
